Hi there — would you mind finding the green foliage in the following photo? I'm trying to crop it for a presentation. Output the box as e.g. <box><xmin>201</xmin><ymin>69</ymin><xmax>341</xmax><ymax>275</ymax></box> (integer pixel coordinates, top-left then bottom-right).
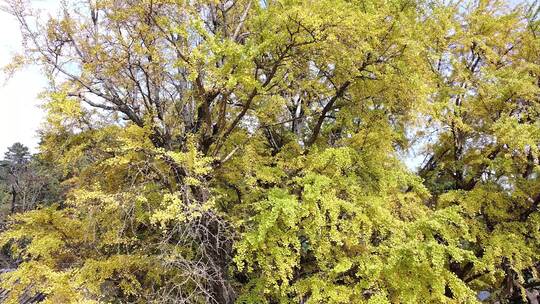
<box><xmin>0</xmin><ymin>143</ymin><xmax>61</xmax><ymax>217</ymax></box>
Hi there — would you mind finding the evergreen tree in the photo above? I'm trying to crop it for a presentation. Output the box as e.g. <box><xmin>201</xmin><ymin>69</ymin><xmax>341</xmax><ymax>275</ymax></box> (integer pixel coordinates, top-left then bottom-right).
<box><xmin>3</xmin><ymin>143</ymin><xmax>30</xmax><ymax>167</ymax></box>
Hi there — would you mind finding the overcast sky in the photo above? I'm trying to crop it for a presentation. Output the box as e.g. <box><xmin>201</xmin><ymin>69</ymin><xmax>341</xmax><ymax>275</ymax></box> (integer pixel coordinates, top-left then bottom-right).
<box><xmin>0</xmin><ymin>0</ymin><xmax>58</xmax><ymax>157</ymax></box>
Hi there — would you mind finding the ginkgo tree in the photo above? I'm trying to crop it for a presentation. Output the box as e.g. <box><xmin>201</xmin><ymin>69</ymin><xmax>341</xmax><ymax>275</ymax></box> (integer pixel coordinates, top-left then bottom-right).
<box><xmin>0</xmin><ymin>0</ymin><xmax>538</xmax><ymax>303</ymax></box>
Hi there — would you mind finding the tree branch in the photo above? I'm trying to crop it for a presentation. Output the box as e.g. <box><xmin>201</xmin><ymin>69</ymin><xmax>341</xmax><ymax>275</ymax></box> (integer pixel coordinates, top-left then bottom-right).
<box><xmin>306</xmin><ymin>81</ymin><xmax>351</xmax><ymax>147</ymax></box>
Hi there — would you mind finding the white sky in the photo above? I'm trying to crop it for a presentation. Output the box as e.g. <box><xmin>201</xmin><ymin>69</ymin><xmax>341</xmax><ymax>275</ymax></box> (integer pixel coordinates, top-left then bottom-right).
<box><xmin>0</xmin><ymin>0</ymin><xmax>58</xmax><ymax>157</ymax></box>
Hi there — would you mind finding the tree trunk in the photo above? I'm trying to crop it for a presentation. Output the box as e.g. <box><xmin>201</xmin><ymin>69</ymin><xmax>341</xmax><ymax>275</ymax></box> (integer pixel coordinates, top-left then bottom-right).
<box><xmin>10</xmin><ymin>186</ymin><xmax>17</xmax><ymax>214</ymax></box>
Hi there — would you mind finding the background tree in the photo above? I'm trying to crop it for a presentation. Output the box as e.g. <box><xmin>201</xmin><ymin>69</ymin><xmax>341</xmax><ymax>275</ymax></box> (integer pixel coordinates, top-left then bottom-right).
<box><xmin>1</xmin><ymin>143</ymin><xmax>32</xmax><ymax>214</ymax></box>
<box><xmin>0</xmin><ymin>143</ymin><xmax>62</xmax><ymax>216</ymax></box>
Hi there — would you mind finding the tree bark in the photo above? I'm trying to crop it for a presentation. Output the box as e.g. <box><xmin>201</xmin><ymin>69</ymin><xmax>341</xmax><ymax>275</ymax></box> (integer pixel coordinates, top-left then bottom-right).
<box><xmin>10</xmin><ymin>185</ymin><xmax>17</xmax><ymax>214</ymax></box>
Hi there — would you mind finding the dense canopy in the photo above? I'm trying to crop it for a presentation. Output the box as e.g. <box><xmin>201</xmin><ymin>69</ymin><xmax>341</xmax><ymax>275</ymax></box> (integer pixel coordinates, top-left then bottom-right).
<box><xmin>0</xmin><ymin>0</ymin><xmax>539</xmax><ymax>303</ymax></box>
